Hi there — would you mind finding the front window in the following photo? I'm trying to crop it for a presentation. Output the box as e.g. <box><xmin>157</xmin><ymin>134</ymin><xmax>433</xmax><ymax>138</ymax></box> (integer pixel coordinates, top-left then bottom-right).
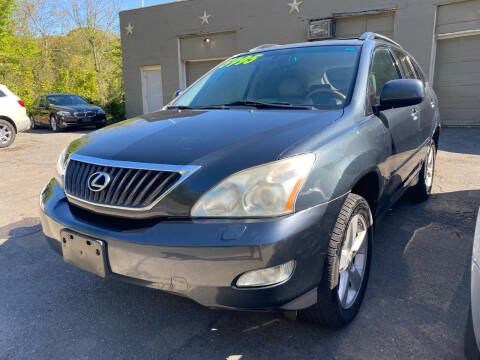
<box><xmin>47</xmin><ymin>94</ymin><xmax>89</xmax><ymax>106</ymax></box>
<box><xmin>173</xmin><ymin>46</ymin><xmax>361</xmax><ymax>109</ymax></box>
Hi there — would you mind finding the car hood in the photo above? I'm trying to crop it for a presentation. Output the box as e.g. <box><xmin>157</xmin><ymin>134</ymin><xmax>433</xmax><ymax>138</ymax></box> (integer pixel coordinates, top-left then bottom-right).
<box><xmin>73</xmin><ymin>108</ymin><xmax>341</xmax><ymax>166</ymax></box>
<box><xmin>51</xmin><ymin>104</ymin><xmax>102</xmax><ymax>112</ymax></box>
<box><xmin>67</xmin><ymin>108</ymin><xmax>342</xmax><ymax>216</ymax></box>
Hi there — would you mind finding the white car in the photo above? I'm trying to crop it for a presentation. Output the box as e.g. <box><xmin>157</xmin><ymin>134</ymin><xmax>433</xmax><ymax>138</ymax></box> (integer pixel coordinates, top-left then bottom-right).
<box><xmin>0</xmin><ymin>84</ymin><xmax>30</xmax><ymax>148</ymax></box>
<box><xmin>466</xmin><ymin>208</ymin><xmax>480</xmax><ymax>359</ymax></box>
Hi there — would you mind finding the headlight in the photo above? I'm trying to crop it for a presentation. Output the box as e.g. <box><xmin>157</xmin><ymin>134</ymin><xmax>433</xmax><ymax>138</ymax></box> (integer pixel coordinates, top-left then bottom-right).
<box><xmin>55</xmin><ymin>146</ymin><xmax>69</xmax><ymax>187</ymax></box>
<box><xmin>97</xmin><ymin>108</ymin><xmax>105</xmax><ymax>114</ymax></box>
<box><xmin>191</xmin><ymin>153</ymin><xmax>315</xmax><ymax>217</ymax></box>
<box><xmin>57</xmin><ymin>111</ymin><xmax>71</xmax><ymax>117</ymax></box>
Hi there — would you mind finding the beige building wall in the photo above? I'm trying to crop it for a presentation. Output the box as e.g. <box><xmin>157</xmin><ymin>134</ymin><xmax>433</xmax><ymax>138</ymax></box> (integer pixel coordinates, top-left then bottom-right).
<box><xmin>119</xmin><ymin>0</ymin><xmax>480</xmax><ymax>126</ymax></box>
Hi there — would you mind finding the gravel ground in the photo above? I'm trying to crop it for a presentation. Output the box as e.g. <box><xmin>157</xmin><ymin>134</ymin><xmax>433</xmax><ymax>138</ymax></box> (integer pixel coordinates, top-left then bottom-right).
<box><xmin>0</xmin><ymin>127</ymin><xmax>479</xmax><ymax>359</ymax></box>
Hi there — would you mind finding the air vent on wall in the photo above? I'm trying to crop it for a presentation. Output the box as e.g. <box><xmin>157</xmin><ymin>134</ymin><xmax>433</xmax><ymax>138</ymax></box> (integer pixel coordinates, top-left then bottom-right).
<box><xmin>308</xmin><ymin>18</ymin><xmax>335</xmax><ymax>40</ymax></box>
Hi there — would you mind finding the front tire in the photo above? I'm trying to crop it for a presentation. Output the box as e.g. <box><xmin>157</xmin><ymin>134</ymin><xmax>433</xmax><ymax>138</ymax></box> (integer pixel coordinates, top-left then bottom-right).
<box><xmin>50</xmin><ymin>115</ymin><xmax>60</xmax><ymax>132</ymax></box>
<box><xmin>409</xmin><ymin>142</ymin><xmax>436</xmax><ymax>202</ymax></box>
<box><xmin>300</xmin><ymin>193</ymin><xmax>373</xmax><ymax>328</ymax></box>
<box><xmin>0</xmin><ymin>119</ymin><xmax>16</xmax><ymax>148</ymax></box>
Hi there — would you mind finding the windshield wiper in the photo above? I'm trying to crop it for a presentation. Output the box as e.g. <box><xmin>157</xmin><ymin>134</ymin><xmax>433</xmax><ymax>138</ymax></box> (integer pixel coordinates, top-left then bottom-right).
<box><xmin>224</xmin><ymin>100</ymin><xmax>316</xmax><ymax>110</ymax></box>
<box><xmin>166</xmin><ymin>105</ymin><xmax>194</xmax><ymax>110</ymax></box>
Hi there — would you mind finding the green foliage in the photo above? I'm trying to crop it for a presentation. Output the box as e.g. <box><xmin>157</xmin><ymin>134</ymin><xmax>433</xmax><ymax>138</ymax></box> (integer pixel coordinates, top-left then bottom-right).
<box><xmin>0</xmin><ymin>0</ymin><xmax>125</xmax><ymax>121</ymax></box>
<box><xmin>103</xmin><ymin>96</ymin><xmax>126</xmax><ymax>123</ymax></box>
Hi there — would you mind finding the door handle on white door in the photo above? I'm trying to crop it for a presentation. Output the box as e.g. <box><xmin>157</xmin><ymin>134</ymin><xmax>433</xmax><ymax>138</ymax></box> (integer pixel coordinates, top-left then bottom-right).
<box><xmin>430</xmin><ymin>97</ymin><xmax>436</xmax><ymax>108</ymax></box>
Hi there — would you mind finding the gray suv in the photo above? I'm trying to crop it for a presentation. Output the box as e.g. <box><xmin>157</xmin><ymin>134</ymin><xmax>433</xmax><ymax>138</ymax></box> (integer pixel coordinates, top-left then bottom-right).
<box><xmin>40</xmin><ymin>32</ymin><xmax>440</xmax><ymax>328</ymax></box>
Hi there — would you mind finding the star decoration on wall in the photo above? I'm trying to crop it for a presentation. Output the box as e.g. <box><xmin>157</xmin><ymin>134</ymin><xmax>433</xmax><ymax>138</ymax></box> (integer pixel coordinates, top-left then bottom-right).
<box><xmin>199</xmin><ymin>11</ymin><xmax>211</xmax><ymax>24</ymax></box>
<box><xmin>125</xmin><ymin>23</ymin><xmax>134</xmax><ymax>35</ymax></box>
<box><xmin>287</xmin><ymin>0</ymin><xmax>303</xmax><ymax>13</ymax></box>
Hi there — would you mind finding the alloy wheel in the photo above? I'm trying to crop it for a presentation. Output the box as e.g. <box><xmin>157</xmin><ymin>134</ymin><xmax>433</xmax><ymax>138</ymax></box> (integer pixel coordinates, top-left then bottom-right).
<box><xmin>424</xmin><ymin>145</ymin><xmax>435</xmax><ymax>189</ymax></box>
<box><xmin>50</xmin><ymin>116</ymin><xmax>57</xmax><ymax>131</ymax></box>
<box><xmin>337</xmin><ymin>213</ymin><xmax>368</xmax><ymax>309</ymax></box>
<box><xmin>0</xmin><ymin>123</ymin><xmax>12</xmax><ymax>145</ymax></box>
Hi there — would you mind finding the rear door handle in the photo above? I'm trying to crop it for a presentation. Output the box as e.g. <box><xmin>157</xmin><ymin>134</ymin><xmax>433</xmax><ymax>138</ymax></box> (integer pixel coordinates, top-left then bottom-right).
<box><xmin>410</xmin><ymin>107</ymin><xmax>419</xmax><ymax>121</ymax></box>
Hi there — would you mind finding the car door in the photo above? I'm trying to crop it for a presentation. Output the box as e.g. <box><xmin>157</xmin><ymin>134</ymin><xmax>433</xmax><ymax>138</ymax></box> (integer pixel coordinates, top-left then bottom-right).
<box><xmin>411</xmin><ymin>57</ymin><xmax>436</xmax><ymax>145</ymax></box>
<box><xmin>391</xmin><ymin>48</ymin><xmax>433</xmax><ymax>147</ymax></box>
<box><xmin>368</xmin><ymin>47</ymin><xmax>421</xmax><ymax>199</ymax></box>
<box><xmin>37</xmin><ymin>96</ymin><xmax>49</xmax><ymax>125</ymax></box>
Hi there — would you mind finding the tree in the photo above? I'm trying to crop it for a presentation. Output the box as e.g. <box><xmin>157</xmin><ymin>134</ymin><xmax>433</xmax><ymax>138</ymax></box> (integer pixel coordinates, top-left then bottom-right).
<box><xmin>62</xmin><ymin>0</ymin><xmax>122</xmax><ymax>73</ymax></box>
<box><xmin>0</xmin><ymin>0</ymin><xmax>125</xmax><ymax>121</ymax></box>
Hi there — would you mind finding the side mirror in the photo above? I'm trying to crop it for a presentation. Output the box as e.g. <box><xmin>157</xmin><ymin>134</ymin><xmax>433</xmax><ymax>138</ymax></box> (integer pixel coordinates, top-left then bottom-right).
<box><xmin>173</xmin><ymin>89</ymin><xmax>183</xmax><ymax>99</ymax></box>
<box><xmin>89</xmin><ymin>100</ymin><xmax>94</xmax><ymax>104</ymax></box>
<box><xmin>378</xmin><ymin>79</ymin><xmax>425</xmax><ymax>110</ymax></box>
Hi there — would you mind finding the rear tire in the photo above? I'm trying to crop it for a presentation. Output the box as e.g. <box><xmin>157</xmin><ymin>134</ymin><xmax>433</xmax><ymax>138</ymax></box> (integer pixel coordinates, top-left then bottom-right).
<box><xmin>0</xmin><ymin>119</ymin><xmax>16</xmax><ymax>148</ymax></box>
<box><xmin>409</xmin><ymin>142</ymin><xmax>436</xmax><ymax>202</ymax></box>
<box><xmin>300</xmin><ymin>193</ymin><xmax>372</xmax><ymax>328</ymax></box>
<box><xmin>30</xmin><ymin>115</ymin><xmax>37</xmax><ymax>130</ymax></box>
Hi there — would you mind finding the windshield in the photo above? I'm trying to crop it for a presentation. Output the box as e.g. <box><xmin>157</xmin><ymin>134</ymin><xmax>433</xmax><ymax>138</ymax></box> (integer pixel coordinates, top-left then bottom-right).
<box><xmin>47</xmin><ymin>94</ymin><xmax>89</xmax><ymax>106</ymax></box>
<box><xmin>172</xmin><ymin>45</ymin><xmax>361</xmax><ymax>109</ymax></box>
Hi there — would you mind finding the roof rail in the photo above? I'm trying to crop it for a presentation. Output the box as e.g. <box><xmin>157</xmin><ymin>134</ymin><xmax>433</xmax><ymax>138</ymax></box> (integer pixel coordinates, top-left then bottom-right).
<box><xmin>359</xmin><ymin>32</ymin><xmax>402</xmax><ymax>48</ymax></box>
<box><xmin>249</xmin><ymin>44</ymin><xmax>280</xmax><ymax>52</ymax></box>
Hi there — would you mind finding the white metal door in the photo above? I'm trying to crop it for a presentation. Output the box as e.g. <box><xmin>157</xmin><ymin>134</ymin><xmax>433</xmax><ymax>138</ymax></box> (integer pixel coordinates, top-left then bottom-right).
<box><xmin>142</xmin><ymin>65</ymin><xmax>163</xmax><ymax>114</ymax></box>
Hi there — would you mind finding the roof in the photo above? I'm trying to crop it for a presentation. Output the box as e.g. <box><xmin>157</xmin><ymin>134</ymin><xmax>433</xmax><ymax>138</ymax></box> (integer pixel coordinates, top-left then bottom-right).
<box><xmin>247</xmin><ymin>32</ymin><xmax>401</xmax><ymax>54</ymax></box>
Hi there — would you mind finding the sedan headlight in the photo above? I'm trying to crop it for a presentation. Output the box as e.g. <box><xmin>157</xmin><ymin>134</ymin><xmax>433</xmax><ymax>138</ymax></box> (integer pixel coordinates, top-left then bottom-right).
<box><xmin>97</xmin><ymin>108</ymin><xmax>105</xmax><ymax>114</ymax></box>
<box><xmin>55</xmin><ymin>146</ymin><xmax>69</xmax><ymax>187</ymax></box>
<box><xmin>191</xmin><ymin>153</ymin><xmax>315</xmax><ymax>217</ymax></box>
<box><xmin>57</xmin><ymin>111</ymin><xmax>71</xmax><ymax>117</ymax></box>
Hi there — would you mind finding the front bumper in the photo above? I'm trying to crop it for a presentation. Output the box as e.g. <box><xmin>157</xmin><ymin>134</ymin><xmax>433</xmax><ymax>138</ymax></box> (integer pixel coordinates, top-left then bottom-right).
<box><xmin>58</xmin><ymin>114</ymin><xmax>106</xmax><ymax>128</ymax></box>
<box><xmin>40</xmin><ymin>179</ymin><xmax>346</xmax><ymax>310</ymax></box>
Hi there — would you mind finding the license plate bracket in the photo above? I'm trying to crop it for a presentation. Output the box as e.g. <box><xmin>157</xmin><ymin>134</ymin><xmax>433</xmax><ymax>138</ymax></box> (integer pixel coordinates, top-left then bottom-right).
<box><xmin>61</xmin><ymin>230</ymin><xmax>108</xmax><ymax>278</ymax></box>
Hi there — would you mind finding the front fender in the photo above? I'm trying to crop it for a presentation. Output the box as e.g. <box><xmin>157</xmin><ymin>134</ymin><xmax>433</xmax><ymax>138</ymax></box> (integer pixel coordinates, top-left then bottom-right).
<box><xmin>291</xmin><ymin>115</ymin><xmax>389</xmax><ymax>211</ymax></box>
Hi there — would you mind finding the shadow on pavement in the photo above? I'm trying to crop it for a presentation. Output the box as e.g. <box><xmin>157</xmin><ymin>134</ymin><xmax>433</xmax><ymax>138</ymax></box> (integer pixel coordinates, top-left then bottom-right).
<box><xmin>438</xmin><ymin>128</ymin><xmax>480</xmax><ymax>155</ymax></box>
<box><xmin>0</xmin><ymin>189</ymin><xmax>477</xmax><ymax>359</ymax></box>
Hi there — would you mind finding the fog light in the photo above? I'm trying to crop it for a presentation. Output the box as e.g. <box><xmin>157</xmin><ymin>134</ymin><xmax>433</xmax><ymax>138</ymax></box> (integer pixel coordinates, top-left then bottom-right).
<box><xmin>236</xmin><ymin>260</ymin><xmax>295</xmax><ymax>287</ymax></box>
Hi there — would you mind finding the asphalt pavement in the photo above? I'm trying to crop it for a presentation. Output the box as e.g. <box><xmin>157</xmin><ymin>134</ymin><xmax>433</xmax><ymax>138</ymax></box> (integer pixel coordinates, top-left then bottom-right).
<box><xmin>0</xmin><ymin>127</ymin><xmax>479</xmax><ymax>359</ymax></box>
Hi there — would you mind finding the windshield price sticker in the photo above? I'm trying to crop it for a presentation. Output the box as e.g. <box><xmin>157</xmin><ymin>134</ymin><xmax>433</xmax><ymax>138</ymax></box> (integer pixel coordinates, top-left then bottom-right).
<box><xmin>218</xmin><ymin>54</ymin><xmax>264</xmax><ymax>68</ymax></box>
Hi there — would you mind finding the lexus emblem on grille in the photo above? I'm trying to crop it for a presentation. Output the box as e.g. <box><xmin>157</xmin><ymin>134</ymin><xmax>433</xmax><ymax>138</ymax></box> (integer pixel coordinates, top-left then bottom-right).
<box><xmin>87</xmin><ymin>172</ymin><xmax>111</xmax><ymax>192</ymax></box>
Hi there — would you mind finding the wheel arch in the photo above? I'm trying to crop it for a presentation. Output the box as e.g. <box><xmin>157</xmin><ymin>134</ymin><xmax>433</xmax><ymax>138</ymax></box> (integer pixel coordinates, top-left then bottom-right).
<box><xmin>350</xmin><ymin>170</ymin><xmax>380</xmax><ymax>217</ymax></box>
<box><xmin>0</xmin><ymin>115</ymin><xmax>17</xmax><ymax>133</ymax></box>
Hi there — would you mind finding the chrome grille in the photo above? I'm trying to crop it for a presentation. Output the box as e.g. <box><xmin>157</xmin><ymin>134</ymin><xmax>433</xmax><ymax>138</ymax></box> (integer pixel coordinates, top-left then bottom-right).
<box><xmin>64</xmin><ymin>158</ymin><xmax>183</xmax><ymax>209</ymax></box>
<box><xmin>74</xmin><ymin>111</ymin><xmax>96</xmax><ymax>118</ymax></box>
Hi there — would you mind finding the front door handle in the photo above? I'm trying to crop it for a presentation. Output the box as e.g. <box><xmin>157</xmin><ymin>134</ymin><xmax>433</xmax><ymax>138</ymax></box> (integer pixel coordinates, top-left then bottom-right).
<box><xmin>430</xmin><ymin>97</ymin><xmax>436</xmax><ymax>108</ymax></box>
<box><xmin>410</xmin><ymin>107</ymin><xmax>419</xmax><ymax>121</ymax></box>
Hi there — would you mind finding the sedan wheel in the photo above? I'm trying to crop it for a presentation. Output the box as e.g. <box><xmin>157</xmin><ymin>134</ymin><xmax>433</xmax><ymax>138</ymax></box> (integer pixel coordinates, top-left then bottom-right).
<box><xmin>0</xmin><ymin>120</ymin><xmax>16</xmax><ymax>148</ymax></box>
<box><xmin>300</xmin><ymin>193</ymin><xmax>372</xmax><ymax>327</ymax></box>
<box><xmin>30</xmin><ymin>115</ymin><xmax>37</xmax><ymax>130</ymax></box>
<box><xmin>50</xmin><ymin>116</ymin><xmax>59</xmax><ymax>132</ymax></box>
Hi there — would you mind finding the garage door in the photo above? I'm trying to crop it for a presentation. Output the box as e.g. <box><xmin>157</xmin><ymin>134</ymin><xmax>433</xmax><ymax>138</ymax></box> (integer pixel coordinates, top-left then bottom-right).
<box><xmin>335</xmin><ymin>13</ymin><xmax>395</xmax><ymax>39</ymax></box>
<box><xmin>434</xmin><ymin>35</ymin><xmax>480</xmax><ymax>126</ymax></box>
<box><xmin>186</xmin><ymin>60</ymin><xmax>224</xmax><ymax>86</ymax></box>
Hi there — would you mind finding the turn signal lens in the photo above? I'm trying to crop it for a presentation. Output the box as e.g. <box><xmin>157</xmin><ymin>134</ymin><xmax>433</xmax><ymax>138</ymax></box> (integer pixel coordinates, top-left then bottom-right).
<box><xmin>17</xmin><ymin>100</ymin><xmax>25</xmax><ymax>107</ymax></box>
<box><xmin>236</xmin><ymin>260</ymin><xmax>296</xmax><ymax>287</ymax></box>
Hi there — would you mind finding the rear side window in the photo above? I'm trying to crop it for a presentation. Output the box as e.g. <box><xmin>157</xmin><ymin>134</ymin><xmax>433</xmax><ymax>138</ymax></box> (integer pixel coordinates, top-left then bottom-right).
<box><xmin>410</xmin><ymin>59</ymin><xmax>426</xmax><ymax>82</ymax></box>
<box><xmin>391</xmin><ymin>49</ymin><xmax>417</xmax><ymax>79</ymax></box>
<box><xmin>0</xmin><ymin>90</ymin><xmax>6</xmax><ymax>97</ymax></box>
<box><xmin>368</xmin><ymin>48</ymin><xmax>401</xmax><ymax>104</ymax></box>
